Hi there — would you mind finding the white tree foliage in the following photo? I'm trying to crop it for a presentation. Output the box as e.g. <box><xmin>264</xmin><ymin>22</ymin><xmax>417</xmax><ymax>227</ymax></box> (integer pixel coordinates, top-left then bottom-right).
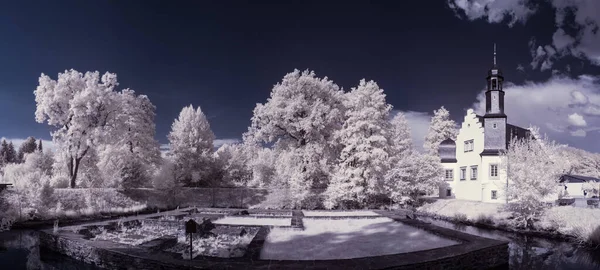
<box><xmin>214</xmin><ymin>143</ymin><xmax>252</xmax><ymax>187</ymax></box>
<box><xmin>34</xmin><ymin>70</ymin><xmax>122</xmax><ymax>188</ymax></box>
<box><xmin>384</xmin><ymin>152</ymin><xmax>444</xmax><ymax>206</ymax></box>
<box><xmin>245</xmin><ymin>69</ymin><xmax>345</xmax><ymax>200</ymax></box>
<box><xmin>423</xmin><ymin>106</ymin><xmax>458</xmax><ymax>156</ymax></box>
<box><xmin>500</xmin><ymin>126</ymin><xmax>568</xmax><ymax>228</ymax></box>
<box><xmin>167</xmin><ymin>105</ymin><xmax>215</xmax><ymax>186</ymax></box>
<box><xmin>389</xmin><ymin>111</ymin><xmax>413</xmax><ymax>161</ymax></box>
<box><xmin>325</xmin><ymin>80</ymin><xmax>393</xmax><ymax>208</ymax></box>
<box><xmin>97</xmin><ymin>89</ymin><xmax>161</xmax><ymax>188</ymax></box>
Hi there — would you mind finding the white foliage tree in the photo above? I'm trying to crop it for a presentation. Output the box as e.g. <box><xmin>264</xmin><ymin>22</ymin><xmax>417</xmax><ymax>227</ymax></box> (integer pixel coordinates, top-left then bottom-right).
<box><xmin>167</xmin><ymin>105</ymin><xmax>215</xmax><ymax>186</ymax></box>
<box><xmin>389</xmin><ymin>111</ymin><xmax>413</xmax><ymax>161</ymax></box>
<box><xmin>500</xmin><ymin>126</ymin><xmax>567</xmax><ymax>228</ymax></box>
<box><xmin>97</xmin><ymin>89</ymin><xmax>161</xmax><ymax>188</ymax></box>
<box><xmin>245</xmin><ymin>69</ymin><xmax>345</xmax><ymax>199</ymax></box>
<box><xmin>423</xmin><ymin>106</ymin><xmax>458</xmax><ymax>156</ymax></box>
<box><xmin>325</xmin><ymin>80</ymin><xmax>393</xmax><ymax>208</ymax></box>
<box><xmin>384</xmin><ymin>152</ymin><xmax>444</xmax><ymax>206</ymax></box>
<box><xmin>34</xmin><ymin>70</ymin><xmax>122</xmax><ymax>188</ymax></box>
<box><xmin>214</xmin><ymin>143</ymin><xmax>252</xmax><ymax>187</ymax></box>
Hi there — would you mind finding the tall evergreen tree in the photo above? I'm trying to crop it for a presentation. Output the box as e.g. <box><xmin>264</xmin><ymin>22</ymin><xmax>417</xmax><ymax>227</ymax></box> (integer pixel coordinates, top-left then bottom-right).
<box><xmin>168</xmin><ymin>105</ymin><xmax>215</xmax><ymax>187</ymax></box>
<box><xmin>18</xmin><ymin>136</ymin><xmax>37</xmax><ymax>163</ymax></box>
<box><xmin>5</xmin><ymin>142</ymin><xmax>17</xmax><ymax>164</ymax></box>
<box><xmin>38</xmin><ymin>139</ymin><xmax>43</xmax><ymax>152</ymax></box>
<box><xmin>0</xmin><ymin>140</ymin><xmax>7</xmax><ymax>166</ymax></box>
<box><xmin>423</xmin><ymin>106</ymin><xmax>458</xmax><ymax>156</ymax></box>
<box><xmin>325</xmin><ymin>79</ymin><xmax>393</xmax><ymax>208</ymax></box>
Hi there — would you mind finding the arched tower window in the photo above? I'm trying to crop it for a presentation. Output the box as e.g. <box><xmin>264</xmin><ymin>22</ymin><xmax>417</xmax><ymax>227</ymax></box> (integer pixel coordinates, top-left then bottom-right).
<box><xmin>491</xmin><ymin>79</ymin><xmax>497</xmax><ymax>90</ymax></box>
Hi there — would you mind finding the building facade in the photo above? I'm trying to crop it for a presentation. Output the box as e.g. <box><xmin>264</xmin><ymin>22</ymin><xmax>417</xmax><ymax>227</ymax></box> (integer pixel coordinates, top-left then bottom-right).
<box><xmin>438</xmin><ymin>49</ymin><xmax>529</xmax><ymax>203</ymax></box>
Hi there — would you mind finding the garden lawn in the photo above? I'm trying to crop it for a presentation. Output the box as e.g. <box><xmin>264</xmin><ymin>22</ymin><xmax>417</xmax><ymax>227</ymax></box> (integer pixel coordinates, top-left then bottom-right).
<box><xmin>419</xmin><ymin>199</ymin><xmax>600</xmax><ymax>245</ymax></box>
<box><xmin>213</xmin><ymin>217</ymin><xmax>291</xmax><ymax>226</ymax></box>
<box><xmin>260</xmin><ymin>217</ymin><xmax>458</xmax><ymax>260</ymax></box>
<box><xmin>302</xmin><ymin>210</ymin><xmax>380</xmax><ymax>217</ymax></box>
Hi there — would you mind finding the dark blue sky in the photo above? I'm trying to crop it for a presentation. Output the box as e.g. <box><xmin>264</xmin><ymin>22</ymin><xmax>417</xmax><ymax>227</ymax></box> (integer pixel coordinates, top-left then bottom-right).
<box><xmin>0</xmin><ymin>1</ymin><xmax>596</xmax><ymax>145</ymax></box>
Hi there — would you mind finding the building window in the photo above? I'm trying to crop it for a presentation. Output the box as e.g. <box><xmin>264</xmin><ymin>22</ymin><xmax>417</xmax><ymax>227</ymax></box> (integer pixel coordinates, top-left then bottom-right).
<box><xmin>490</xmin><ymin>164</ymin><xmax>498</xmax><ymax>178</ymax></box>
<box><xmin>493</xmin><ymin>123</ymin><xmax>497</xmax><ymax>129</ymax></box>
<box><xmin>491</xmin><ymin>190</ymin><xmax>498</xmax><ymax>200</ymax></box>
<box><xmin>492</xmin><ymin>79</ymin><xmax>497</xmax><ymax>89</ymax></box>
<box><xmin>446</xmin><ymin>189</ymin><xmax>452</xmax><ymax>197</ymax></box>
<box><xmin>460</xmin><ymin>167</ymin><xmax>466</xmax><ymax>180</ymax></box>
<box><xmin>445</xmin><ymin>169</ymin><xmax>453</xmax><ymax>181</ymax></box>
<box><xmin>464</xmin><ymin>140</ymin><xmax>474</xmax><ymax>152</ymax></box>
<box><xmin>470</xmin><ymin>166</ymin><xmax>478</xmax><ymax>180</ymax></box>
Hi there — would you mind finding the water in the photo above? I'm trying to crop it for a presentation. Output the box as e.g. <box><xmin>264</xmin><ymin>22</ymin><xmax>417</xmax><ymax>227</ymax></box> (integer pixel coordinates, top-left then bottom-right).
<box><xmin>418</xmin><ymin>217</ymin><xmax>600</xmax><ymax>270</ymax></box>
<box><xmin>2</xmin><ymin>221</ymin><xmax>600</xmax><ymax>270</ymax></box>
<box><xmin>0</xmin><ymin>230</ymin><xmax>100</xmax><ymax>270</ymax></box>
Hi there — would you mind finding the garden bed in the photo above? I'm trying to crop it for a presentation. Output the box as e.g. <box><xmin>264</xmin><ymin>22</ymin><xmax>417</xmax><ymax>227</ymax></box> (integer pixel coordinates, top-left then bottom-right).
<box><xmin>165</xmin><ymin>226</ymin><xmax>259</xmax><ymax>259</ymax></box>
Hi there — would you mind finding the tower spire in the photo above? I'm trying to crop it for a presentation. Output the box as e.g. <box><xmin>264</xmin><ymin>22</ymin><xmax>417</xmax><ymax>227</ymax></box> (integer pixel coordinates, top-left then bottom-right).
<box><xmin>493</xmin><ymin>43</ymin><xmax>497</xmax><ymax>66</ymax></box>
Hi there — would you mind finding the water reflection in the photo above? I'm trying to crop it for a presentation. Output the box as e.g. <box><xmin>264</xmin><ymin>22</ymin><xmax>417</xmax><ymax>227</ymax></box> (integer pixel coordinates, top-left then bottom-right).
<box><xmin>420</xmin><ymin>217</ymin><xmax>600</xmax><ymax>270</ymax></box>
<box><xmin>0</xmin><ymin>230</ymin><xmax>99</xmax><ymax>270</ymax></box>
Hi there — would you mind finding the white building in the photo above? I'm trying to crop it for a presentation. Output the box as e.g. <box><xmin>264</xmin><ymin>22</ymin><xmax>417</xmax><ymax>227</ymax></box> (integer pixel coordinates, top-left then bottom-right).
<box><xmin>437</xmin><ymin>49</ymin><xmax>530</xmax><ymax>203</ymax></box>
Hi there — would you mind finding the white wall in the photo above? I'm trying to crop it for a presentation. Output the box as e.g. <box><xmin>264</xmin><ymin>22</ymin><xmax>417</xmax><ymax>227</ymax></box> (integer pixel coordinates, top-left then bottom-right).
<box><xmin>453</xmin><ymin>109</ymin><xmax>485</xmax><ymax>201</ymax></box>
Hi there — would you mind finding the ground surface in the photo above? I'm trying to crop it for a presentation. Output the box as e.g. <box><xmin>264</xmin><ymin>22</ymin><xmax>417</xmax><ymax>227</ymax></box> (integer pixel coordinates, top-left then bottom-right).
<box><xmin>261</xmin><ymin>216</ymin><xmax>459</xmax><ymax>260</ymax></box>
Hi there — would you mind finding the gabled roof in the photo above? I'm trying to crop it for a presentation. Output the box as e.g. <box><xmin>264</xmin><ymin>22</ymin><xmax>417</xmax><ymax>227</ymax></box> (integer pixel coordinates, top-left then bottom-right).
<box><xmin>559</xmin><ymin>174</ymin><xmax>600</xmax><ymax>183</ymax></box>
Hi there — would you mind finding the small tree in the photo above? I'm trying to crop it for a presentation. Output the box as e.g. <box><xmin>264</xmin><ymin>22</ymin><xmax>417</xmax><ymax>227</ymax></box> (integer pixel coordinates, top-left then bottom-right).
<box><xmin>500</xmin><ymin>126</ymin><xmax>566</xmax><ymax>228</ymax></box>
<box><xmin>18</xmin><ymin>137</ymin><xmax>38</xmax><ymax>162</ymax></box>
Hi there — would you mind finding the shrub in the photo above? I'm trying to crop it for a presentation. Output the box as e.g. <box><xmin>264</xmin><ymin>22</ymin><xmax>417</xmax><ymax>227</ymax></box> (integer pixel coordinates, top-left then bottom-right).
<box><xmin>121</xmin><ymin>159</ymin><xmax>148</xmax><ymax>189</ymax></box>
<box><xmin>454</xmin><ymin>213</ymin><xmax>468</xmax><ymax>223</ymax></box>
<box><xmin>475</xmin><ymin>214</ymin><xmax>494</xmax><ymax>226</ymax></box>
<box><xmin>301</xmin><ymin>193</ymin><xmax>324</xmax><ymax>210</ymax></box>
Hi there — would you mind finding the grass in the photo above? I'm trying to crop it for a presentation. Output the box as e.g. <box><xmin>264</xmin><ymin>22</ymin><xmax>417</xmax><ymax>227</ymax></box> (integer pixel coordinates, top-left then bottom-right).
<box><xmin>261</xmin><ymin>217</ymin><xmax>458</xmax><ymax>260</ymax></box>
<box><xmin>419</xmin><ymin>199</ymin><xmax>600</xmax><ymax>245</ymax></box>
<box><xmin>213</xmin><ymin>217</ymin><xmax>292</xmax><ymax>226</ymax></box>
<box><xmin>302</xmin><ymin>210</ymin><xmax>380</xmax><ymax>217</ymax></box>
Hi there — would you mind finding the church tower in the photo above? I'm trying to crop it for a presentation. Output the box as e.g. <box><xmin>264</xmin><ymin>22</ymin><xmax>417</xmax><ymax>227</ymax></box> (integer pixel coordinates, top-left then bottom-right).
<box><xmin>481</xmin><ymin>44</ymin><xmax>508</xmax><ymax>155</ymax></box>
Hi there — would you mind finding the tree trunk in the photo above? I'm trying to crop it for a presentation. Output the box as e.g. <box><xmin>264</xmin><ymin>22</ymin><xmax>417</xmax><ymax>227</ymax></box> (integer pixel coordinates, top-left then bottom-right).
<box><xmin>69</xmin><ymin>157</ymin><xmax>82</xmax><ymax>188</ymax></box>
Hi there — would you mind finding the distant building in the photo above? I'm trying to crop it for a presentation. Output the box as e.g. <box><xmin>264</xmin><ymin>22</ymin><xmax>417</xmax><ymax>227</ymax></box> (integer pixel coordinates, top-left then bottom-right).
<box><xmin>559</xmin><ymin>174</ymin><xmax>600</xmax><ymax>198</ymax></box>
<box><xmin>437</xmin><ymin>45</ymin><xmax>530</xmax><ymax>203</ymax></box>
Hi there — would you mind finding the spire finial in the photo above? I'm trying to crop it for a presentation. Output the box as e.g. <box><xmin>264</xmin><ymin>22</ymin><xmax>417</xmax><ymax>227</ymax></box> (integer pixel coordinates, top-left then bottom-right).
<box><xmin>493</xmin><ymin>43</ymin><xmax>497</xmax><ymax>66</ymax></box>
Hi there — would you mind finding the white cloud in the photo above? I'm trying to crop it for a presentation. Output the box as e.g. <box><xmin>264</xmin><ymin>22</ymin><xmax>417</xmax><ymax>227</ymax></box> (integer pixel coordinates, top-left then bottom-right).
<box><xmin>449</xmin><ymin>0</ymin><xmax>600</xmax><ymax>69</ymax></box>
<box><xmin>448</xmin><ymin>0</ymin><xmax>536</xmax><ymax>27</ymax></box>
<box><xmin>0</xmin><ymin>137</ymin><xmax>55</xmax><ymax>152</ymax></box>
<box><xmin>471</xmin><ymin>75</ymin><xmax>600</xmax><ymax>153</ymax></box>
<box><xmin>571</xmin><ymin>129</ymin><xmax>587</xmax><ymax>137</ymax></box>
<box><xmin>391</xmin><ymin>110</ymin><xmax>431</xmax><ymax>153</ymax></box>
<box><xmin>568</xmin><ymin>113</ymin><xmax>587</xmax><ymax>127</ymax></box>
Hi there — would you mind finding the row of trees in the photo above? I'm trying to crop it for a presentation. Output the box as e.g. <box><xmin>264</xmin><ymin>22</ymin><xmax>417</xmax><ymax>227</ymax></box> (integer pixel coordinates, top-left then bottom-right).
<box><xmin>0</xmin><ymin>137</ymin><xmax>43</xmax><ymax>166</ymax></box>
<box><xmin>14</xmin><ymin>69</ymin><xmax>459</xmax><ymax>210</ymax></box>
<box><xmin>6</xmin><ymin>68</ymin><xmax>599</xmax><ymax>212</ymax></box>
